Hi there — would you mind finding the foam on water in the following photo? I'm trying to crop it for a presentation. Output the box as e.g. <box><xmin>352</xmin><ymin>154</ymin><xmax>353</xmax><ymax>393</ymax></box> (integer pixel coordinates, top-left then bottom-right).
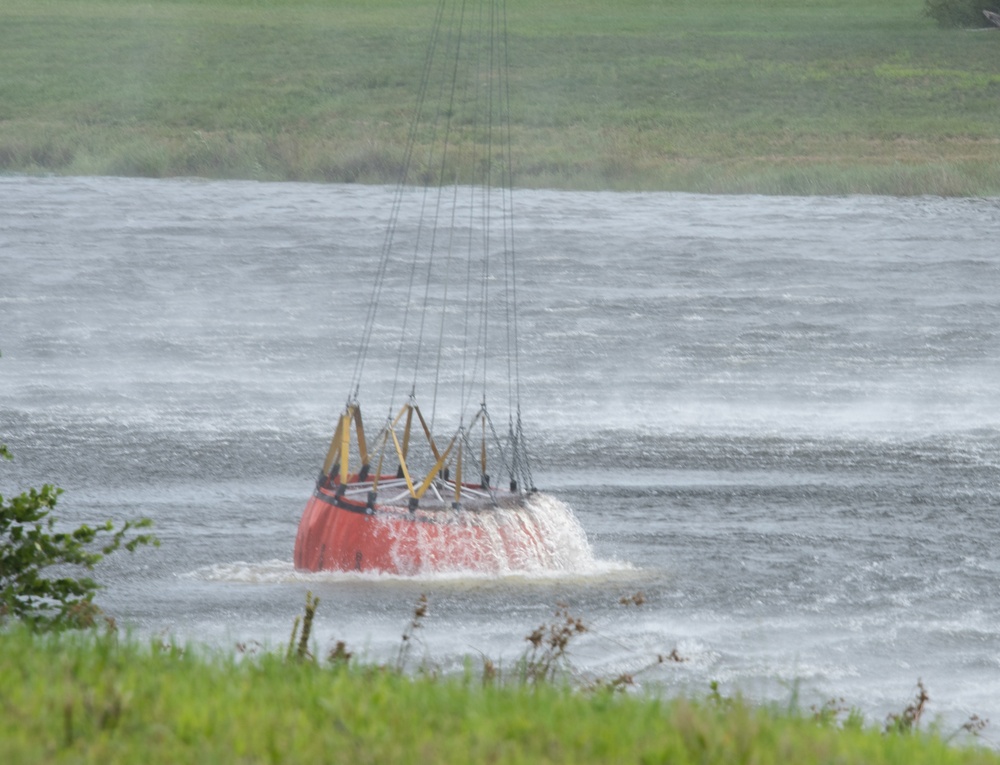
<box><xmin>189</xmin><ymin>493</ymin><xmax>632</xmax><ymax>583</ymax></box>
<box><xmin>187</xmin><ymin>556</ymin><xmax>633</xmax><ymax>586</ymax></box>
<box><xmin>378</xmin><ymin>492</ymin><xmax>608</xmax><ymax>575</ymax></box>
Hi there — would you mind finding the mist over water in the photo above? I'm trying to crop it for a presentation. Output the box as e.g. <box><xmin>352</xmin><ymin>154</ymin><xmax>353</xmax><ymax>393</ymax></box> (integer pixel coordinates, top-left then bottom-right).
<box><xmin>3</xmin><ymin>176</ymin><xmax>1000</xmax><ymax>731</ymax></box>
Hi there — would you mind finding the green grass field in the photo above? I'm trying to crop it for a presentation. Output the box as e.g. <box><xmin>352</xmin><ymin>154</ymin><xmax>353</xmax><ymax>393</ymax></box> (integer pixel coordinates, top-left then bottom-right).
<box><xmin>2</xmin><ymin>0</ymin><xmax>999</xmax><ymax>194</ymax></box>
<box><xmin>2</xmin><ymin>624</ymin><xmax>999</xmax><ymax>765</ymax></box>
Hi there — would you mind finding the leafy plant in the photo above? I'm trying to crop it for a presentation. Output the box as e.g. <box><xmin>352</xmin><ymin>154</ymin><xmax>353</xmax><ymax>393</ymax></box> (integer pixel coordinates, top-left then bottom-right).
<box><xmin>1</xmin><ymin>442</ymin><xmax>158</xmax><ymax>631</ymax></box>
<box><xmin>924</xmin><ymin>0</ymin><xmax>999</xmax><ymax>27</ymax></box>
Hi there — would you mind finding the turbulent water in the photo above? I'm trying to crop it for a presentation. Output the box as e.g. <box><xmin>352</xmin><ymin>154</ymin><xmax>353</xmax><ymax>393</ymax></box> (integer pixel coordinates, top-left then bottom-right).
<box><xmin>3</xmin><ymin>176</ymin><xmax>1000</xmax><ymax>733</ymax></box>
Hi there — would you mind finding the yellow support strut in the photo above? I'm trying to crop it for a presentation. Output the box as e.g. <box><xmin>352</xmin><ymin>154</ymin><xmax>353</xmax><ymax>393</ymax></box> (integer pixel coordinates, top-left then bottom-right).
<box><xmin>319</xmin><ymin>404</ymin><xmax>371</xmax><ymax>484</ymax></box>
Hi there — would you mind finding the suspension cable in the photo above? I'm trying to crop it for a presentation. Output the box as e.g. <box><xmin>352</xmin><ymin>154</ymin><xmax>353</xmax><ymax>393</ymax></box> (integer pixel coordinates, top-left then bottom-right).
<box><xmin>349</xmin><ymin>0</ymin><xmax>450</xmax><ymax>405</ymax></box>
<box><xmin>344</xmin><ymin>0</ymin><xmax>533</xmax><ymax>493</ymax></box>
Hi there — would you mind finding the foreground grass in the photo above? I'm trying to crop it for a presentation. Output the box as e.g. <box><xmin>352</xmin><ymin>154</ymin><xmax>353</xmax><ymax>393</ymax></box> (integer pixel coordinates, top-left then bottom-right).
<box><xmin>2</xmin><ymin>0</ymin><xmax>1000</xmax><ymax>195</ymax></box>
<box><xmin>1</xmin><ymin>626</ymin><xmax>997</xmax><ymax>765</ymax></box>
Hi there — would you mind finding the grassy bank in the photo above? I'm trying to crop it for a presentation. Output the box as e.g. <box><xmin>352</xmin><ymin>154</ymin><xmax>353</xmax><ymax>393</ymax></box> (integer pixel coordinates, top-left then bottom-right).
<box><xmin>1</xmin><ymin>625</ymin><xmax>997</xmax><ymax>765</ymax></box>
<box><xmin>2</xmin><ymin>0</ymin><xmax>1000</xmax><ymax>195</ymax></box>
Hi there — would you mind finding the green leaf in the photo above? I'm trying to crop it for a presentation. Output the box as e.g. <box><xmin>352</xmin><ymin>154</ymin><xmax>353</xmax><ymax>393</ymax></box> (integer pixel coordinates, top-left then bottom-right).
<box><xmin>2</xmin><ymin>447</ymin><xmax>159</xmax><ymax>632</ymax></box>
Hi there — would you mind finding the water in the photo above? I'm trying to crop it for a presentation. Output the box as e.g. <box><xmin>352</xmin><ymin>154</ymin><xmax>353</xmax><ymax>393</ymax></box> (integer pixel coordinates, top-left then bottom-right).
<box><xmin>3</xmin><ymin>176</ymin><xmax>1000</xmax><ymax>733</ymax></box>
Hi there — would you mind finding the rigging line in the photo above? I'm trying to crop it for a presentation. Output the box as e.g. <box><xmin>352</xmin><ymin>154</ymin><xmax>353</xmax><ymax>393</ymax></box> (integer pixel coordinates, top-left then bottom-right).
<box><xmin>495</xmin><ymin>0</ymin><xmax>515</xmax><ymax>423</ymax></box>
<box><xmin>460</xmin><ymin>0</ymin><xmax>489</xmax><ymax>418</ymax></box>
<box><xmin>458</xmin><ymin>177</ymin><xmax>478</xmax><ymax>417</ymax></box>
<box><xmin>350</xmin><ymin>1</ymin><xmax>445</xmax><ymax>403</ymax></box>
<box><xmin>483</xmin><ymin>405</ymin><xmax>515</xmax><ymax>480</ymax></box>
<box><xmin>484</xmin><ymin>0</ymin><xmax>508</xmax><ymax>414</ymax></box>
<box><xmin>473</xmin><ymin>173</ymin><xmax>490</xmax><ymax>412</ymax></box>
<box><xmin>490</xmin><ymin>0</ymin><xmax>520</xmax><ymax>470</ymax></box>
<box><xmin>478</xmin><ymin>0</ymin><xmax>498</xmax><ymax>408</ymax></box>
<box><xmin>427</xmin><ymin>153</ymin><xmax>469</xmax><ymax>427</ymax></box>
<box><xmin>350</xmin><ymin>0</ymin><xmax>449</xmax><ymax>402</ymax></box>
<box><xmin>431</xmin><ymin>182</ymin><xmax>463</xmax><ymax>430</ymax></box>
<box><xmin>516</xmin><ymin>408</ymin><xmax>535</xmax><ymax>489</ymax></box>
<box><xmin>500</xmin><ymin>0</ymin><xmax>523</xmax><ymax>417</ymax></box>
<box><xmin>390</xmin><ymin>181</ymin><xmax>431</xmax><ymax>408</ymax></box>
<box><xmin>415</xmin><ymin>0</ymin><xmax>471</xmax><ymax>428</ymax></box>
<box><xmin>390</xmin><ymin>0</ymin><xmax>463</xmax><ymax>413</ymax></box>
<box><xmin>498</xmin><ymin>0</ymin><xmax>532</xmax><ymax>489</ymax></box>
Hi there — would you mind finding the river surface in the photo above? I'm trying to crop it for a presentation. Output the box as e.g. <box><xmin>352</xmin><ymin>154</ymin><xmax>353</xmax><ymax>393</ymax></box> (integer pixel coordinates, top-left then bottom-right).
<box><xmin>3</xmin><ymin>176</ymin><xmax>1000</xmax><ymax>735</ymax></box>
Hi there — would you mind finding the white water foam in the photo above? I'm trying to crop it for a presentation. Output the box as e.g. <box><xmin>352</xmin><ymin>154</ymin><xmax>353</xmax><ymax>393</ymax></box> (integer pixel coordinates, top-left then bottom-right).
<box><xmin>376</xmin><ymin>492</ymin><xmax>608</xmax><ymax>576</ymax></box>
<box><xmin>186</xmin><ymin>494</ymin><xmax>631</xmax><ymax>583</ymax></box>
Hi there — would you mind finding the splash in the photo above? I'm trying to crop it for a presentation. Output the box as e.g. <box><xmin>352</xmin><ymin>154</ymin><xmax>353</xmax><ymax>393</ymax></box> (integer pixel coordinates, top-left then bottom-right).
<box><xmin>379</xmin><ymin>492</ymin><xmax>602</xmax><ymax>576</ymax></box>
<box><xmin>184</xmin><ymin>559</ymin><xmax>306</xmax><ymax>584</ymax></box>
<box><xmin>189</xmin><ymin>493</ymin><xmax>629</xmax><ymax>582</ymax></box>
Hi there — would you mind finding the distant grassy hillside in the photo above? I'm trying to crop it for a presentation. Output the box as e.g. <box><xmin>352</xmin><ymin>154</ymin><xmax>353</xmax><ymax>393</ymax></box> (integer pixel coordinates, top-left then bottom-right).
<box><xmin>2</xmin><ymin>0</ymin><xmax>999</xmax><ymax>194</ymax></box>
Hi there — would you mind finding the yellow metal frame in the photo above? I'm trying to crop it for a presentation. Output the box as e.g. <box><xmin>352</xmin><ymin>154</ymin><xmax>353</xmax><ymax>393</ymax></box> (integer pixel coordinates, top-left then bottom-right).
<box><xmin>321</xmin><ymin>404</ymin><xmax>369</xmax><ymax>483</ymax></box>
<box><xmin>322</xmin><ymin>400</ymin><xmax>491</xmax><ymax>502</ymax></box>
